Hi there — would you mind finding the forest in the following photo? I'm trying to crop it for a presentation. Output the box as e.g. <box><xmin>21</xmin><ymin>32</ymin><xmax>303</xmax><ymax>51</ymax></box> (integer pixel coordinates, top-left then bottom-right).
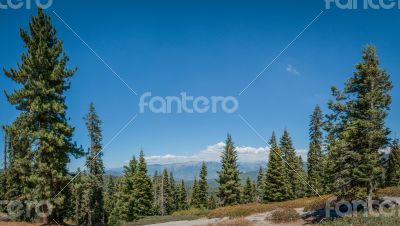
<box><xmin>1</xmin><ymin>8</ymin><xmax>400</xmax><ymax>226</ymax></box>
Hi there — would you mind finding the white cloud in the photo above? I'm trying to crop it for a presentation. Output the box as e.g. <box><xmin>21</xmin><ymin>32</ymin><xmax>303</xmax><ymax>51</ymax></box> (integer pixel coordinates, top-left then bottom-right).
<box><xmin>286</xmin><ymin>64</ymin><xmax>300</xmax><ymax>75</ymax></box>
<box><xmin>145</xmin><ymin>142</ymin><xmax>308</xmax><ymax>164</ymax></box>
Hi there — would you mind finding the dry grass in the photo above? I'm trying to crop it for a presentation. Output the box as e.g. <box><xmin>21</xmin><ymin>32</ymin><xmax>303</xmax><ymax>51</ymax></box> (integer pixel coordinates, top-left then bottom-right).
<box><xmin>208</xmin><ymin>195</ymin><xmax>331</xmax><ymax>218</ymax></box>
<box><xmin>172</xmin><ymin>208</ymin><xmax>210</xmax><ymax>217</ymax></box>
<box><xmin>207</xmin><ymin>218</ymin><xmax>254</xmax><ymax>226</ymax></box>
<box><xmin>269</xmin><ymin>208</ymin><xmax>301</xmax><ymax>223</ymax></box>
<box><xmin>377</xmin><ymin>187</ymin><xmax>400</xmax><ymax>197</ymax></box>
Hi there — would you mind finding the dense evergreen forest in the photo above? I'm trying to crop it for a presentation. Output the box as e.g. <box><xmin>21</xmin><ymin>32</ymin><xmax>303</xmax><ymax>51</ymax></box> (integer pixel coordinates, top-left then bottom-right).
<box><xmin>1</xmin><ymin>8</ymin><xmax>399</xmax><ymax>226</ymax></box>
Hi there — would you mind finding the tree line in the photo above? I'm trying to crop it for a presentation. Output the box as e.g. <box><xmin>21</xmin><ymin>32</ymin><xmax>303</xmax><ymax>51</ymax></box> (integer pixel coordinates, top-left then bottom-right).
<box><xmin>1</xmin><ymin>7</ymin><xmax>400</xmax><ymax>226</ymax></box>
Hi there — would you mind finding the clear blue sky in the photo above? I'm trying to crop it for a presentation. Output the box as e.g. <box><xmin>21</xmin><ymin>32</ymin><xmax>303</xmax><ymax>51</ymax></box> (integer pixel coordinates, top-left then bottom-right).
<box><xmin>1</xmin><ymin>0</ymin><xmax>399</xmax><ymax>169</ymax></box>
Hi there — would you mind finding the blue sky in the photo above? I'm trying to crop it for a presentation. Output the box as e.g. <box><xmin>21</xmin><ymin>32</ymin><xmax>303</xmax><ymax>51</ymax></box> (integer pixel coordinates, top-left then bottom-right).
<box><xmin>1</xmin><ymin>0</ymin><xmax>399</xmax><ymax>169</ymax></box>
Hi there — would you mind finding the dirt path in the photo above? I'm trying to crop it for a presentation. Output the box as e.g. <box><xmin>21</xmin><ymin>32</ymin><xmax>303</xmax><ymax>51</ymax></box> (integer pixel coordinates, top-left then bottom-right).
<box><xmin>147</xmin><ymin>209</ymin><xmax>309</xmax><ymax>226</ymax></box>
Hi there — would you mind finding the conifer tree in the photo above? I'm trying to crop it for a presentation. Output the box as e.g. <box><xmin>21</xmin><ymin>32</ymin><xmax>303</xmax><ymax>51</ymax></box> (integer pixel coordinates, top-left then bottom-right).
<box><xmin>256</xmin><ymin>166</ymin><xmax>264</xmax><ymax>202</ymax></box>
<box><xmin>264</xmin><ymin>132</ymin><xmax>291</xmax><ymax>202</ymax></box>
<box><xmin>280</xmin><ymin>129</ymin><xmax>306</xmax><ymax>199</ymax></box>
<box><xmin>190</xmin><ymin>177</ymin><xmax>200</xmax><ymax>208</ymax></box>
<box><xmin>3</xmin><ymin>8</ymin><xmax>82</xmax><ymax>222</ymax></box>
<box><xmin>72</xmin><ymin>168</ymin><xmax>84</xmax><ymax>225</ymax></box>
<box><xmin>307</xmin><ymin>105</ymin><xmax>324</xmax><ymax>195</ymax></box>
<box><xmin>152</xmin><ymin>171</ymin><xmax>162</xmax><ymax>214</ymax></box>
<box><xmin>177</xmin><ymin>180</ymin><xmax>189</xmax><ymax>210</ymax></box>
<box><xmin>104</xmin><ymin>175</ymin><xmax>116</xmax><ymax>224</ymax></box>
<box><xmin>386</xmin><ymin>139</ymin><xmax>400</xmax><ymax>186</ymax></box>
<box><xmin>242</xmin><ymin>177</ymin><xmax>255</xmax><ymax>204</ymax></box>
<box><xmin>217</xmin><ymin>134</ymin><xmax>241</xmax><ymax>206</ymax></box>
<box><xmin>108</xmin><ymin>178</ymin><xmax>128</xmax><ymax>226</ymax></box>
<box><xmin>132</xmin><ymin>150</ymin><xmax>154</xmax><ymax>218</ymax></box>
<box><xmin>208</xmin><ymin>193</ymin><xmax>218</xmax><ymax>209</ymax></box>
<box><xmin>82</xmin><ymin>103</ymin><xmax>105</xmax><ymax>225</ymax></box>
<box><xmin>160</xmin><ymin>169</ymin><xmax>171</xmax><ymax>215</ymax></box>
<box><xmin>168</xmin><ymin>172</ymin><xmax>178</xmax><ymax>212</ymax></box>
<box><xmin>328</xmin><ymin>45</ymin><xmax>392</xmax><ymax>213</ymax></box>
<box><xmin>198</xmin><ymin>161</ymin><xmax>209</xmax><ymax>208</ymax></box>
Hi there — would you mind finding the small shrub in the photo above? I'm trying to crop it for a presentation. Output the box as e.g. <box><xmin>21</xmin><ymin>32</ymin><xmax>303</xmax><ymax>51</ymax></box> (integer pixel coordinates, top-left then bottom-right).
<box><xmin>269</xmin><ymin>208</ymin><xmax>301</xmax><ymax>223</ymax></box>
<box><xmin>172</xmin><ymin>208</ymin><xmax>209</xmax><ymax>217</ymax></box>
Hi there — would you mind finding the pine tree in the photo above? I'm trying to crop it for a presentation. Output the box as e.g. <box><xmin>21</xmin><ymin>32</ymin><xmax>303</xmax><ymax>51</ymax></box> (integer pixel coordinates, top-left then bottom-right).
<box><xmin>125</xmin><ymin>156</ymin><xmax>138</xmax><ymax>221</ymax></box>
<box><xmin>160</xmin><ymin>169</ymin><xmax>171</xmax><ymax>215</ymax></box>
<box><xmin>152</xmin><ymin>171</ymin><xmax>162</xmax><ymax>214</ymax></box>
<box><xmin>190</xmin><ymin>177</ymin><xmax>200</xmax><ymax>208</ymax></box>
<box><xmin>242</xmin><ymin>177</ymin><xmax>255</xmax><ymax>204</ymax></box>
<box><xmin>328</xmin><ymin>45</ymin><xmax>392</xmax><ymax>213</ymax></box>
<box><xmin>104</xmin><ymin>175</ymin><xmax>116</xmax><ymax>224</ymax></box>
<box><xmin>217</xmin><ymin>134</ymin><xmax>241</xmax><ymax>206</ymax></box>
<box><xmin>3</xmin><ymin>8</ymin><xmax>82</xmax><ymax>222</ymax></box>
<box><xmin>386</xmin><ymin>139</ymin><xmax>400</xmax><ymax>186</ymax></box>
<box><xmin>108</xmin><ymin>177</ymin><xmax>129</xmax><ymax>226</ymax></box>
<box><xmin>71</xmin><ymin>168</ymin><xmax>84</xmax><ymax>225</ymax></box>
<box><xmin>264</xmin><ymin>132</ymin><xmax>291</xmax><ymax>202</ymax></box>
<box><xmin>177</xmin><ymin>180</ymin><xmax>189</xmax><ymax>210</ymax></box>
<box><xmin>198</xmin><ymin>161</ymin><xmax>209</xmax><ymax>208</ymax></box>
<box><xmin>208</xmin><ymin>193</ymin><xmax>218</xmax><ymax>210</ymax></box>
<box><xmin>280</xmin><ymin>129</ymin><xmax>306</xmax><ymax>199</ymax></box>
<box><xmin>256</xmin><ymin>166</ymin><xmax>264</xmax><ymax>202</ymax></box>
<box><xmin>132</xmin><ymin>149</ymin><xmax>154</xmax><ymax>218</ymax></box>
<box><xmin>82</xmin><ymin>103</ymin><xmax>105</xmax><ymax>225</ymax></box>
<box><xmin>168</xmin><ymin>172</ymin><xmax>178</xmax><ymax>212</ymax></box>
<box><xmin>307</xmin><ymin>105</ymin><xmax>324</xmax><ymax>195</ymax></box>
<box><xmin>109</xmin><ymin>156</ymin><xmax>138</xmax><ymax>223</ymax></box>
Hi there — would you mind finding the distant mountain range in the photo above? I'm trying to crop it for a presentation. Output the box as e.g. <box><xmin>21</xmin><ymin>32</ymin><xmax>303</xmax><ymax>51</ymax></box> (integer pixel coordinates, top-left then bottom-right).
<box><xmin>106</xmin><ymin>161</ymin><xmax>266</xmax><ymax>181</ymax></box>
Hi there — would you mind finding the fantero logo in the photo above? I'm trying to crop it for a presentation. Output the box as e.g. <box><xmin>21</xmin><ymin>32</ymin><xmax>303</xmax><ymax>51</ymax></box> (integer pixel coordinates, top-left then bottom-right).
<box><xmin>325</xmin><ymin>0</ymin><xmax>400</xmax><ymax>10</ymax></box>
<box><xmin>0</xmin><ymin>0</ymin><xmax>53</xmax><ymax>10</ymax></box>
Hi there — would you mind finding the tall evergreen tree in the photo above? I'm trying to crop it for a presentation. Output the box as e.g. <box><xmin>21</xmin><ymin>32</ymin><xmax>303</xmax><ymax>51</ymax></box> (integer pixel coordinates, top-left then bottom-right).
<box><xmin>328</xmin><ymin>45</ymin><xmax>392</xmax><ymax>213</ymax></box>
<box><xmin>198</xmin><ymin>161</ymin><xmax>209</xmax><ymax>208</ymax></box>
<box><xmin>71</xmin><ymin>168</ymin><xmax>84</xmax><ymax>225</ymax></box>
<box><xmin>132</xmin><ymin>149</ymin><xmax>154</xmax><ymax>218</ymax></box>
<box><xmin>152</xmin><ymin>171</ymin><xmax>162</xmax><ymax>214</ymax></box>
<box><xmin>82</xmin><ymin>103</ymin><xmax>105</xmax><ymax>225</ymax></box>
<box><xmin>280</xmin><ymin>129</ymin><xmax>306</xmax><ymax>199</ymax></box>
<box><xmin>264</xmin><ymin>132</ymin><xmax>291</xmax><ymax>202</ymax></box>
<box><xmin>217</xmin><ymin>134</ymin><xmax>241</xmax><ymax>206</ymax></box>
<box><xmin>307</xmin><ymin>105</ymin><xmax>324</xmax><ymax>195</ymax></box>
<box><xmin>190</xmin><ymin>177</ymin><xmax>200</xmax><ymax>208</ymax></box>
<box><xmin>160</xmin><ymin>169</ymin><xmax>171</xmax><ymax>215</ymax></box>
<box><xmin>3</xmin><ymin>8</ymin><xmax>82</xmax><ymax>222</ymax></box>
<box><xmin>177</xmin><ymin>180</ymin><xmax>189</xmax><ymax>210</ymax></box>
<box><xmin>104</xmin><ymin>175</ymin><xmax>116</xmax><ymax>224</ymax></box>
<box><xmin>256</xmin><ymin>166</ymin><xmax>264</xmax><ymax>202</ymax></box>
<box><xmin>168</xmin><ymin>172</ymin><xmax>178</xmax><ymax>212</ymax></box>
<box><xmin>386</xmin><ymin>139</ymin><xmax>400</xmax><ymax>186</ymax></box>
